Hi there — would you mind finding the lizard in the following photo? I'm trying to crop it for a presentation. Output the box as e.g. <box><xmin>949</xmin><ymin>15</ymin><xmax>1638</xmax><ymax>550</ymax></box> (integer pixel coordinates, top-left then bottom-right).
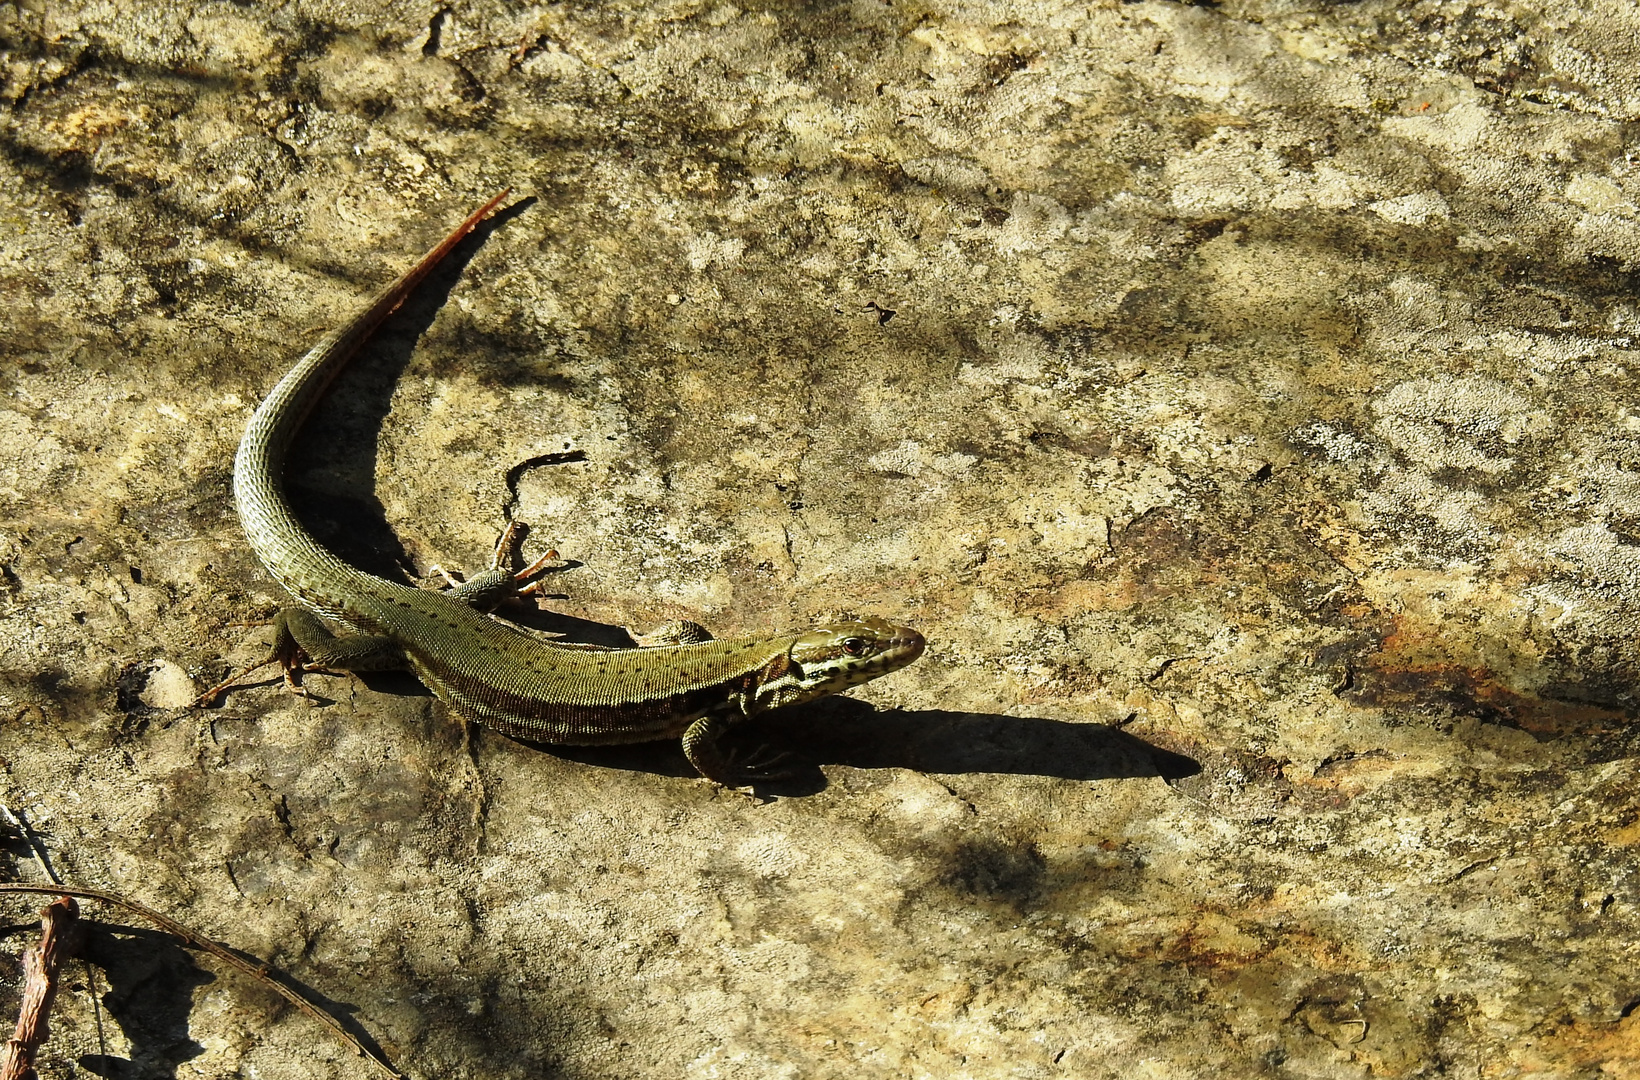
<box><xmin>197</xmin><ymin>189</ymin><xmax>926</xmax><ymax>788</ymax></box>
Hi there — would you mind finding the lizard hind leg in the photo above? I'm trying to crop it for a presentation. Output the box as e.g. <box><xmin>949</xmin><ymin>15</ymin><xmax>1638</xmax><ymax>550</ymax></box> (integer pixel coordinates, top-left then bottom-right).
<box><xmin>190</xmin><ymin>607</ymin><xmax>406</xmax><ymax>706</ymax></box>
<box><xmin>277</xmin><ymin>608</ymin><xmax>409</xmax><ymax>678</ymax></box>
<box><xmin>433</xmin><ymin>522</ymin><xmax>572</xmax><ymax>610</ymax></box>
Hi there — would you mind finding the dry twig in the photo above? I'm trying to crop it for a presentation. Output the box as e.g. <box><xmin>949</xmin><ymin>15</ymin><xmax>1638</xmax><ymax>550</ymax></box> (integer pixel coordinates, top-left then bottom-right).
<box><xmin>0</xmin><ymin>805</ymin><xmax>110</xmax><ymax>1062</ymax></box>
<box><xmin>0</xmin><ymin>884</ymin><xmax>400</xmax><ymax>1079</ymax></box>
<box><xmin>0</xmin><ymin>894</ymin><xmax>80</xmax><ymax>1080</ymax></box>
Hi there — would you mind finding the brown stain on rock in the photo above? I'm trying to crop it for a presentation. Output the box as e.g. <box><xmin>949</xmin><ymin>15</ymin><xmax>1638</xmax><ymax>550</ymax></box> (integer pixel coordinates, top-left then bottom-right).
<box><xmin>1496</xmin><ymin>1012</ymin><xmax>1640</xmax><ymax>1079</ymax></box>
<box><xmin>1349</xmin><ymin>613</ymin><xmax>1627</xmax><ymax>739</ymax></box>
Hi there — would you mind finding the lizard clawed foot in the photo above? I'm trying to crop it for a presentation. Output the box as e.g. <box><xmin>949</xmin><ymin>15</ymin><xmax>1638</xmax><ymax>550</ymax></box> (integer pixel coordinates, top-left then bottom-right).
<box><xmin>427</xmin><ymin>564</ymin><xmax>466</xmax><ymax>589</ymax></box>
<box><xmin>512</xmin><ymin>549</ymin><xmax>573</xmax><ymax>596</ymax></box>
<box><xmin>283</xmin><ymin>664</ymin><xmax>358</xmax><ymax>702</ymax></box>
<box><xmin>428</xmin><ymin>523</ymin><xmax>538</xmax><ymax>588</ymax></box>
<box><xmin>192</xmin><ymin>657</ymin><xmax>282</xmax><ymax>707</ymax></box>
<box><xmin>725</xmin><ymin>744</ymin><xmax>802</xmax><ymax>782</ymax></box>
<box><xmin>502</xmin><ymin>524</ymin><xmax>575</xmax><ymax>595</ymax></box>
<box><xmin>192</xmin><ymin>637</ymin><xmax>321</xmax><ymax>706</ymax></box>
<box><xmin>708</xmin><ymin>747</ymin><xmax>806</xmax><ymax>803</ymax></box>
<box><xmin>427</xmin><ymin>522</ymin><xmax>575</xmax><ymax>608</ymax></box>
<box><xmin>712</xmin><ymin>781</ymin><xmax>773</xmax><ymax>804</ymax></box>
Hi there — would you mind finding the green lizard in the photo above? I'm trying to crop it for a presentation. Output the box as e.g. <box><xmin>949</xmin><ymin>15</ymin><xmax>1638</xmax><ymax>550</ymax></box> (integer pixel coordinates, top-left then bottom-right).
<box><xmin>199</xmin><ymin>189</ymin><xmax>926</xmax><ymax>787</ymax></box>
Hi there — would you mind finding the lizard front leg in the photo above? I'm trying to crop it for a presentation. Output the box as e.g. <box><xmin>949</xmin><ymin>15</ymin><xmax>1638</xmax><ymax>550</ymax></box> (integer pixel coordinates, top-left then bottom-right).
<box><xmin>632</xmin><ymin>620</ymin><xmax>715</xmax><ymax>646</ymax></box>
<box><xmin>679</xmin><ymin>708</ymin><xmax>740</xmax><ymax>787</ymax></box>
<box><xmin>679</xmin><ymin>703</ymin><xmax>794</xmax><ymax>792</ymax></box>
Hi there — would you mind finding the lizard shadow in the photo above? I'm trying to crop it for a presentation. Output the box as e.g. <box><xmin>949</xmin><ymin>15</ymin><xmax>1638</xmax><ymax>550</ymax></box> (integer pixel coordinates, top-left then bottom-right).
<box><xmin>528</xmin><ymin>696</ymin><xmax>1201</xmax><ymax>795</ymax></box>
<box><xmin>71</xmin><ymin>924</ymin><xmax>209</xmax><ymax>1078</ymax></box>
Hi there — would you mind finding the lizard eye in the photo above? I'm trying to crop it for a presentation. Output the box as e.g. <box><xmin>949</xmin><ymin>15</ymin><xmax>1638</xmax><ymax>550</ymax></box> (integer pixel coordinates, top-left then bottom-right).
<box><xmin>841</xmin><ymin>637</ymin><xmax>869</xmax><ymax>657</ymax></box>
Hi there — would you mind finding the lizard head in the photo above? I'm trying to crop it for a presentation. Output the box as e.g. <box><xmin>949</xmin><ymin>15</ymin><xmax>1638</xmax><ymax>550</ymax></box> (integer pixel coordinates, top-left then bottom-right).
<box><xmin>750</xmin><ymin>616</ymin><xmax>925</xmax><ymax>713</ymax></box>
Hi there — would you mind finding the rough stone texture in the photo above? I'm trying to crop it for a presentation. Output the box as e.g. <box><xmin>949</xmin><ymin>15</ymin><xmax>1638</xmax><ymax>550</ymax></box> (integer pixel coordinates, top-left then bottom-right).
<box><xmin>1</xmin><ymin>0</ymin><xmax>1638</xmax><ymax>1076</ymax></box>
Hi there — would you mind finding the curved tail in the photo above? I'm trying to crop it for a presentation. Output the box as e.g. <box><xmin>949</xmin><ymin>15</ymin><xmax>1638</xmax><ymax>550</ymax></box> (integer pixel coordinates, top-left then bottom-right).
<box><xmin>233</xmin><ymin>190</ymin><xmax>512</xmax><ymax>603</ymax></box>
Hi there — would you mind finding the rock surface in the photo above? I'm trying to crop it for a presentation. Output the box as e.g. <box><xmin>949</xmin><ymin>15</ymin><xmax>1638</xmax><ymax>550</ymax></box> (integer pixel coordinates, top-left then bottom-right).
<box><xmin>1</xmin><ymin>0</ymin><xmax>1638</xmax><ymax>1076</ymax></box>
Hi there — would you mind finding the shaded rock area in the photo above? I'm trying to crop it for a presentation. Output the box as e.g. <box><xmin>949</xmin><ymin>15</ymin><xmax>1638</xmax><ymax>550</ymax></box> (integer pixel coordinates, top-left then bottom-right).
<box><xmin>2</xmin><ymin>0</ymin><xmax>1638</xmax><ymax>1075</ymax></box>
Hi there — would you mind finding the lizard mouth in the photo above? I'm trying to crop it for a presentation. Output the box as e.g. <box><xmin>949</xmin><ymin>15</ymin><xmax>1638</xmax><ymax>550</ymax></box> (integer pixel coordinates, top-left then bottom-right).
<box><xmin>880</xmin><ymin>626</ymin><xmax>926</xmax><ymax>669</ymax></box>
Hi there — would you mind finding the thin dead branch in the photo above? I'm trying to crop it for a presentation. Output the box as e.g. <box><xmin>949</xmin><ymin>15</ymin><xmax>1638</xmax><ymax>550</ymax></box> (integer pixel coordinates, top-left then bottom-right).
<box><xmin>0</xmin><ymin>894</ymin><xmax>80</xmax><ymax>1080</ymax></box>
<box><xmin>0</xmin><ymin>884</ymin><xmax>400</xmax><ymax>1079</ymax></box>
<box><xmin>0</xmin><ymin>806</ymin><xmax>109</xmax><ymax>1060</ymax></box>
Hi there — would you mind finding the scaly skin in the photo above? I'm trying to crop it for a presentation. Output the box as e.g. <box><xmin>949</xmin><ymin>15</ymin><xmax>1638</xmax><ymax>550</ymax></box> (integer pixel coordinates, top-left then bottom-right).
<box><xmin>212</xmin><ymin>190</ymin><xmax>926</xmax><ymax>786</ymax></box>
